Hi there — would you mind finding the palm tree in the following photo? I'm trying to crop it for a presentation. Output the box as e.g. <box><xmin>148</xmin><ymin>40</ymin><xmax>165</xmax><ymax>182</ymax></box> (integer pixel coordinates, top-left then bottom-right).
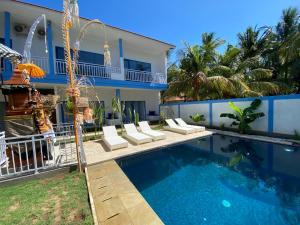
<box><xmin>165</xmin><ymin>32</ymin><xmax>225</xmax><ymax>100</ymax></box>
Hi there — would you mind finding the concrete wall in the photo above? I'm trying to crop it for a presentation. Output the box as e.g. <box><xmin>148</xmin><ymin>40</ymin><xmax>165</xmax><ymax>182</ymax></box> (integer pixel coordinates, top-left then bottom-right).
<box><xmin>160</xmin><ymin>95</ymin><xmax>300</xmax><ymax>136</ymax></box>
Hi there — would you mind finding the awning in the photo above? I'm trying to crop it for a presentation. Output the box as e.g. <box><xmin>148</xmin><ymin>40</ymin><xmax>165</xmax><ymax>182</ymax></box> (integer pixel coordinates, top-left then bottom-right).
<box><xmin>0</xmin><ymin>43</ymin><xmax>23</xmax><ymax>63</ymax></box>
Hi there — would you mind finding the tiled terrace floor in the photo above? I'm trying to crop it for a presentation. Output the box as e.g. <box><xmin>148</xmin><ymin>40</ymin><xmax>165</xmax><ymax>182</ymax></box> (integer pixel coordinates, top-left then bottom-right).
<box><xmin>84</xmin><ymin>130</ymin><xmax>214</xmax><ymax>165</ymax></box>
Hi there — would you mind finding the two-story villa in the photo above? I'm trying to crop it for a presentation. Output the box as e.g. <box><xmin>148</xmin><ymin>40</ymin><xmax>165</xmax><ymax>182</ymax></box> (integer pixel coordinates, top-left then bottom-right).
<box><xmin>0</xmin><ymin>0</ymin><xmax>174</xmax><ymax>124</ymax></box>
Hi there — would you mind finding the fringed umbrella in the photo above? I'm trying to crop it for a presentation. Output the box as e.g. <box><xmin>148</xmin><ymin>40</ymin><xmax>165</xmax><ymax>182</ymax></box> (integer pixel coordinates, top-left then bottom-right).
<box><xmin>17</xmin><ymin>63</ymin><xmax>45</xmax><ymax>78</ymax></box>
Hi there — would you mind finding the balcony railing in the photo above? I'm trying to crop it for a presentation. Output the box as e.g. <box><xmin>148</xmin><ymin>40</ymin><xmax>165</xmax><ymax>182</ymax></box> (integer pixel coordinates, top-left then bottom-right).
<box><xmin>31</xmin><ymin>56</ymin><xmax>49</xmax><ymax>73</ymax></box>
<box><xmin>55</xmin><ymin>60</ymin><xmax>121</xmax><ymax>79</ymax></box>
<box><xmin>125</xmin><ymin>69</ymin><xmax>167</xmax><ymax>84</ymax></box>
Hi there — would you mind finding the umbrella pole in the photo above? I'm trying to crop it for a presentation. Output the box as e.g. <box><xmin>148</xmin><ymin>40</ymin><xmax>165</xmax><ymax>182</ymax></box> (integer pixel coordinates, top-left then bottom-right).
<box><xmin>72</xmin><ymin>95</ymin><xmax>82</xmax><ymax>173</ymax></box>
<box><xmin>63</xmin><ymin>0</ymin><xmax>82</xmax><ymax>173</ymax></box>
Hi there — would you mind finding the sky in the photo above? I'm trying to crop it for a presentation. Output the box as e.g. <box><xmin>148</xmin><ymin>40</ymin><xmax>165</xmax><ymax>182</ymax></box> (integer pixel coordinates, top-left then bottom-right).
<box><xmin>22</xmin><ymin>0</ymin><xmax>300</xmax><ymax>60</ymax></box>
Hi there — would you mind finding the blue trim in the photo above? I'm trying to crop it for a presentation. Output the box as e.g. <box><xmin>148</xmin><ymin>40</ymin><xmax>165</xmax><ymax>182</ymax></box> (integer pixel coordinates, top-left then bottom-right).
<box><xmin>268</xmin><ymin>98</ymin><xmax>274</xmax><ymax>134</ymax></box>
<box><xmin>159</xmin><ymin>94</ymin><xmax>300</xmax><ymax>106</ymax></box>
<box><xmin>31</xmin><ymin>75</ymin><xmax>168</xmax><ymax>90</ymax></box>
<box><xmin>4</xmin><ymin>11</ymin><xmax>12</xmax><ymax>78</ymax></box>
<box><xmin>46</xmin><ymin>21</ymin><xmax>55</xmax><ymax>78</ymax></box>
<box><xmin>209</xmin><ymin>102</ymin><xmax>213</xmax><ymax>127</ymax></box>
<box><xmin>118</xmin><ymin>38</ymin><xmax>123</xmax><ymax>58</ymax></box>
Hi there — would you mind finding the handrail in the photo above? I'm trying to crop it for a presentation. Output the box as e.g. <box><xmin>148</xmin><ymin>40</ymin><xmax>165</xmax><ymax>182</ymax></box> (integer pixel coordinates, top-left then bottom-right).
<box><xmin>125</xmin><ymin>69</ymin><xmax>166</xmax><ymax>84</ymax></box>
<box><xmin>55</xmin><ymin>59</ymin><xmax>121</xmax><ymax>78</ymax></box>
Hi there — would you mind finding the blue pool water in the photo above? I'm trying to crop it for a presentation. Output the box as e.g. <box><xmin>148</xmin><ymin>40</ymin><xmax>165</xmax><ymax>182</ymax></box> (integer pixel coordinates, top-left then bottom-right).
<box><xmin>117</xmin><ymin>134</ymin><xmax>300</xmax><ymax>225</ymax></box>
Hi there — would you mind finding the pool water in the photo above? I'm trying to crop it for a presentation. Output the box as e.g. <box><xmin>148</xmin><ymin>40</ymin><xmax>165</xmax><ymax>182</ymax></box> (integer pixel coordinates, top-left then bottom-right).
<box><xmin>117</xmin><ymin>134</ymin><xmax>300</xmax><ymax>225</ymax></box>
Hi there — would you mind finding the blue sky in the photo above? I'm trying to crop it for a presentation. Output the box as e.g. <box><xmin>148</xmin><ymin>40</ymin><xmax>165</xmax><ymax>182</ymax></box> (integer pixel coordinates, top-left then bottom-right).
<box><xmin>23</xmin><ymin>0</ymin><xmax>300</xmax><ymax>59</ymax></box>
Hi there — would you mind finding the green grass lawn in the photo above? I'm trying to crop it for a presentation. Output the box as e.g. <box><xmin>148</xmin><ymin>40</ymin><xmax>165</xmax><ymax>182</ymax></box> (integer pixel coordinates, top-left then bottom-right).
<box><xmin>0</xmin><ymin>170</ymin><xmax>93</xmax><ymax>225</ymax></box>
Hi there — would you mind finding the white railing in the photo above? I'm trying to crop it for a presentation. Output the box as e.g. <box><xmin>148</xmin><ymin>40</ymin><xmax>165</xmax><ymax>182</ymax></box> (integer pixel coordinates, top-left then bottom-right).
<box><xmin>55</xmin><ymin>60</ymin><xmax>121</xmax><ymax>79</ymax></box>
<box><xmin>31</xmin><ymin>56</ymin><xmax>49</xmax><ymax>73</ymax></box>
<box><xmin>0</xmin><ymin>124</ymin><xmax>85</xmax><ymax>180</ymax></box>
<box><xmin>125</xmin><ymin>69</ymin><xmax>167</xmax><ymax>84</ymax></box>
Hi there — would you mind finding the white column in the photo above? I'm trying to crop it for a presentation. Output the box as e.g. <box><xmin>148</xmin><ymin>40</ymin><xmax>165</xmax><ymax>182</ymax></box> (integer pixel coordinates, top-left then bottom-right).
<box><xmin>119</xmin><ymin>38</ymin><xmax>125</xmax><ymax>80</ymax></box>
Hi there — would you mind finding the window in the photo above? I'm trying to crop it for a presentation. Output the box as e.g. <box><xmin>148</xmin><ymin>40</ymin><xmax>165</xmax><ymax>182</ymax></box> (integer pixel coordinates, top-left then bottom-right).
<box><xmin>55</xmin><ymin>47</ymin><xmax>104</xmax><ymax>76</ymax></box>
<box><xmin>55</xmin><ymin>47</ymin><xmax>104</xmax><ymax>64</ymax></box>
<box><xmin>124</xmin><ymin>59</ymin><xmax>151</xmax><ymax>72</ymax></box>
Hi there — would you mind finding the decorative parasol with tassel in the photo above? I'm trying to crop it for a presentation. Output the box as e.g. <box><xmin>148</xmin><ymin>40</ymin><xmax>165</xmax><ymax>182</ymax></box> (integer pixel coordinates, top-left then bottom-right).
<box><xmin>17</xmin><ymin>63</ymin><xmax>45</xmax><ymax>78</ymax></box>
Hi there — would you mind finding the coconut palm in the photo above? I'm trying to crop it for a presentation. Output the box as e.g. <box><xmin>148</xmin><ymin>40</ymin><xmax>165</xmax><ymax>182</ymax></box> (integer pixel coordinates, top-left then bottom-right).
<box><xmin>238</xmin><ymin>26</ymin><xmax>272</xmax><ymax>61</ymax></box>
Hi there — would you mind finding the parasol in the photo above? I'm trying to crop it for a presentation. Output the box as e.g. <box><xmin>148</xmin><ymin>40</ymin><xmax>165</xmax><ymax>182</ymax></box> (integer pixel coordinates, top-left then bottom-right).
<box><xmin>17</xmin><ymin>63</ymin><xmax>45</xmax><ymax>78</ymax></box>
<box><xmin>0</xmin><ymin>43</ymin><xmax>23</xmax><ymax>63</ymax></box>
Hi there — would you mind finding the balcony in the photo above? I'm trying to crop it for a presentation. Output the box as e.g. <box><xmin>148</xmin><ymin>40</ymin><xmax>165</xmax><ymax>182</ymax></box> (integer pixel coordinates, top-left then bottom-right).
<box><xmin>55</xmin><ymin>60</ymin><xmax>121</xmax><ymax>79</ymax></box>
<box><xmin>54</xmin><ymin>59</ymin><xmax>166</xmax><ymax>84</ymax></box>
<box><xmin>31</xmin><ymin>56</ymin><xmax>49</xmax><ymax>74</ymax></box>
<box><xmin>125</xmin><ymin>69</ymin><xmax>167</xmax><ymax>84</ymax></box>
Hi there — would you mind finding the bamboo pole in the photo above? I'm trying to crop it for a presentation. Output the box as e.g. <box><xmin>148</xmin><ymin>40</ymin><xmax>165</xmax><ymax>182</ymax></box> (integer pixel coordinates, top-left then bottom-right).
<box><xmin>63</xmin><ymin>0</ymin><xmax>82</xmax><ymax>173</ymax></box>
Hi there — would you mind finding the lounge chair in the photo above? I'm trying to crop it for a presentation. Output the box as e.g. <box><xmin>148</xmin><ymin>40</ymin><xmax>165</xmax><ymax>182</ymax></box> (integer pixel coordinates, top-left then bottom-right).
<box><xmin>164</xmin><ymin>119</ymin><xmax>196</xmax><ymax>134</ymax></box>
<box><xmin>138</xmin><ymin>121</ymin><xmax>166</xmax><ymax>140</ymax></box>
<box><xmin>102</xmin><ymin>126</ymin><xmax>128</xmax><ymax>151</ymax></box>
<box><xmin>175</xmin><ymin>118</ymin><xmax>205</xmax><ymax>132</ymax></box>
<box><xmin>123</xmin><ymin>124</ymin><xmax>152</xmax><ymax>145</ymax></box>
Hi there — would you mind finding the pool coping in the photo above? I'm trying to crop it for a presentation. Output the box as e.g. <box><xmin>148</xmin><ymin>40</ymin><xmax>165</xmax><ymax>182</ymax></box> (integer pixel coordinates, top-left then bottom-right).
<box><xmin>85</xmin><ymin>160</ymin><xmax>164</xmax><ymax>225</ymax></box>
<box><xmin>213</xmin><ymin>129</ymin><xmax>299</xmax><ymax>146</ymax></box>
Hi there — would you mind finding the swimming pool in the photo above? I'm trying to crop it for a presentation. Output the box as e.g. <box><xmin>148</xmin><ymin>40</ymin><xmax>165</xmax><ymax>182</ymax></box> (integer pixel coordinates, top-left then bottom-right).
<box><xmin>117</xmin><ymin>134</ymin><xmax>300</xmax><ymax>225</ymax></box>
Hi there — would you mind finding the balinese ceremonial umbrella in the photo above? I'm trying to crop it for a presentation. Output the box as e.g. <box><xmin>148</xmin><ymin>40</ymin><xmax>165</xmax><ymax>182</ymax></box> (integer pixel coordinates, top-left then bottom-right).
<box><xmin>0</xmin><ymin>43</ymin><xmax>23</xmax><ymax>63</ymax></box>
<box><xmin>17</xmin><ymin>63</ymin><xmax>45</xmax><ymax>78</ymax></box>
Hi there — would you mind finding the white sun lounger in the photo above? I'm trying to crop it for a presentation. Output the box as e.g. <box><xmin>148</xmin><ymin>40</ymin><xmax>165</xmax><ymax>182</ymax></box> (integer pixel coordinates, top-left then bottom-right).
<box><xmin>138</xmin><ymin>121</ymin><xmax>166</xmax><ymax>140</ymax></box>
<box><xmin>164</xmin><ymin>119</ymin><xmax>196</xmax><ymax>134</ymax></box>
<box><xmin>102</xmin><ymin>126</ymin><xmax>128</xmax><ymax>151</ymax></box>
<box><xmin>175</xmin><ymin>118</ymin><xmax>205</xmax><ymax>132</ymax></box>
<box><xmin>123</xmin><ymin>124</ymin><xmax>152</xmax><ymax>145</ymax></box>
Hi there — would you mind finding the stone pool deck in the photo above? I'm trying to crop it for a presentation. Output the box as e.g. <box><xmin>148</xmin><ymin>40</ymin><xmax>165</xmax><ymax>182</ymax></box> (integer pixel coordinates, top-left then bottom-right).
<box><xmin>84</xmin><ymin>129</ymin><xmax>213</xmax><ymax>225</ymax></box>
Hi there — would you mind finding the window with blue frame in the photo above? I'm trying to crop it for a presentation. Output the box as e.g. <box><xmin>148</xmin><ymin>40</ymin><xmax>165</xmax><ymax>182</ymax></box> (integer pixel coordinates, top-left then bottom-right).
<box><xmin>124</xmin><ymin>59</ymin><xmax>151</xmax><ymax>72</ymax></box>
<box><xmin>55</xmin><ymin>46</ymin><xmax>104</xmax><ymax>75</ymax></box>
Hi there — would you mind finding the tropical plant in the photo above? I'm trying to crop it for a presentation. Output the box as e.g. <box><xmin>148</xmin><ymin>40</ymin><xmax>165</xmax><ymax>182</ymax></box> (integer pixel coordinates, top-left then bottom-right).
<box><xmin>94</xmin><ymin>104</ymin><xmax>105</xmax><ymax>131</ymax></box>
<box><xmin>159</xmin><ymin>111</ymin><xmax>167</xmax><ymax>125</ymax></box>
<box><xmin>133</xmin><ymin>109</ymin><xmax>139</xmax><ymax>126</ymax></box>
<box><xmin>112</xmin><ymin>96</ymin><xmax>124</xmax><ymax>130</ymax></box>
<box><xmin>66</xmin><ymin>97</ymin><xmax>74</xmax><ymax>113</ymax></box>
<box><xmin>220</xmin><ymin>99</ymin><xmax>265</xmax><ymax>134</ymax></box>
<box><xmin>127</xmin><ymin>107</ymin><xmax>133</xmax><ymax>123</ymax></box>
<box><xmin>189</xmin><ymin>113</ymin><xmax>205</xmax><ymax>123</ymax></box>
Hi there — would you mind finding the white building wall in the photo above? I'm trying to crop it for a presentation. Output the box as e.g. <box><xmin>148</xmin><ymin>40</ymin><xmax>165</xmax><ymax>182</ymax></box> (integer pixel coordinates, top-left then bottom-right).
<box><xmin>180</xmin><ymin>103</ymin><xmax>210</xmax><ymax>126</ymax></box>
<box><xmin>273</xmin><ymin>99</ymin><xmax>300</xmax><ymax>135</ymax></box>
<box><xmin>120</xmin><ymin>89</ymin><xmax>160</xmax><ymax>115</ymax></box>
<box><xmin>54</xmin><ymin>85</ymin><xmax>160</xmax><ymax>118</ymax></box>
<box><xmin>160</xmin><ymin>105</ymin><xmax>178</xmax><ymax>118</ymax></box>
<box><xmin>123</xmin><ymin>45</ymin><xmax>165</xmax><ymax>74</ymax></box>
<box><xmin>212</xmin><ymin>100</ymin><xmax>268</xmax><ymax>132</ymax></box>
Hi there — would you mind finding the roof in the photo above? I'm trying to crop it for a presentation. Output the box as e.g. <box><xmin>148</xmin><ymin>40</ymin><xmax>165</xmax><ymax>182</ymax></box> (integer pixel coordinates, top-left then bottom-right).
<box><xmin>11</xmin><ymin>0</ymin><xmax>176</xmax><ymax>49</ymax></box>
